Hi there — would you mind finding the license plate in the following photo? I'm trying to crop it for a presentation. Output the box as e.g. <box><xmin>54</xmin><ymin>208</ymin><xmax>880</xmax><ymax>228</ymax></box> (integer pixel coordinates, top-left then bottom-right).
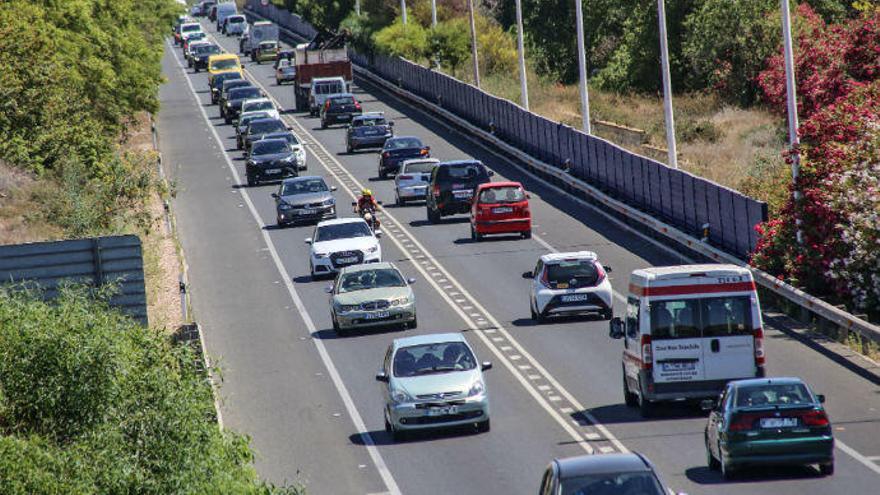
<box><xmin>427</xmin><ymin>405</ymin><xmax>458</xmax><ymax>416</ymax></box>
<box><xmin>760</xmin><ymin>417</ymin><xmax>798</xmax><ymax>428</ymax></box>
<box><xmin>560</xmin><ymin>293</ymin><xmax>589</xmax><ymax>303</ymax></box>
<box><xmin>660</xmin><ymin>361</ymin><xmax>696</xmax><ymax>372</ymax></box>
<box><xmin>298</xmin><ymin>208</ymin><xmax>317</xmax><ymax>215</ymax></box>
<box><xmin>364</xmin><ymin>311</ymin><xmax>390</xmax><ymax>320</ymax></box>
<box><xmin>337</xmin><ymin>256</ymin><xmax>357</xmax><ymax>264</ymax></box>
<box><xmin>365</xmin><ymin>129</ymin><xmax>381</xmax><ymax>135</ymax></box>
<box><xmin>493</xmin><ymin>207</ymin><xmax>513</xmax><ymax>214</ymax></box>
<box><xmin>452</xmin><ymin>189</ymin><xmax>473</xmax><ymax>199</ymax></box>
<box><xmin>264</xmin><ymin>168</ymin><xmax>281</xmax><ymax>174</ymax></box>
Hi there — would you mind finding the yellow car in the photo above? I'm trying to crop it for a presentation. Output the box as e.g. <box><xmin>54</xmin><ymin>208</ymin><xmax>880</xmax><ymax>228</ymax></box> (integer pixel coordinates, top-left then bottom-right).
<box><xmin>207</xmin><ymin>53</ymin><xmax>242</xmax><ymax>87</ymax></box>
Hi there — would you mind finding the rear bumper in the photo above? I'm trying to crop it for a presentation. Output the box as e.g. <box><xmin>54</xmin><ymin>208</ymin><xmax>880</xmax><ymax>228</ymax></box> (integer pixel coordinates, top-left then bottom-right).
<box><xmin>474</xmin><ymin>218</ymin><xmax>531</xmax><ymax>234</ymax></box>
<box><xmin>436</xmin><ymin>201</ymin><xmax>472</xmax><ymax>216</ymax></box>
<box><xmin>639</xmin><ymin>370</ymin><xmax>765</xmax><ymax>401</ymax></box>
<box><xmin>247</xmin><ymin>165</ymin><xmax>297</xmax><ymax>183</ymax></box>
<box><xmin>277</xmin><ymin>207</ymin><xmax>336</xmax><ymax>225</ymax></box>
<box><xmin>723</xmin><ymin>437</ymin><xmax>834</xmax><ymax>467</ymax></box>
<box><xmin>324</xmin><ymin>112</ymin><xmax>359</xmax><ymax>124</ymax></box>
<box><xmin>398</xmin><ymin>184</ymin><xmax>428</xmax><ymax>200</ymax></box>
<box><xmin>350</xmin><ymin>135</ymin><xmax>390</xmax><ymax>148</ymax></box>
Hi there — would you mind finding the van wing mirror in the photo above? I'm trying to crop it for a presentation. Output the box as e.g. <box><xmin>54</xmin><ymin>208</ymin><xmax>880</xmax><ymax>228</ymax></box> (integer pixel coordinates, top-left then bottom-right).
<box><xmin>609</xmin><ymin>317</ymin><xmax>624</xmax><ymax>339</ymax></box>
<box><xmin>816</xmin><ymin>394</ymin><xmax>826</xmax><ymax>404</ymax></box>
<box><xmin>375</xmin><ymin>371</ymin><xmax>389</xmax><ymax>382</ymax></box>
<box><xmin>521</xmin><ymin>271</ymin><xmax>533</xmax><ymax>279</ymax></box>
<box><xmin>604</xmin><ymin>265</ymin><xmax>613</xmax><ymax>273</ymax></box>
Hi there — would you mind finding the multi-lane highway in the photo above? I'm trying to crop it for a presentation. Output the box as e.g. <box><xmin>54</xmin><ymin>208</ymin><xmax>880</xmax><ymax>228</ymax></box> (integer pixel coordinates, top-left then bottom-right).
<box><xmin>157</xmin><ymin>18</ymin><xmax>880</xmax><ymax>495</ymax></box>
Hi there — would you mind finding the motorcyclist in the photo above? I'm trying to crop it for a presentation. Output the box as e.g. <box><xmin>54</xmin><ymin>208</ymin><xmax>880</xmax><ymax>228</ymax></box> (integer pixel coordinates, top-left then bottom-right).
<box><xmin>354</xmin><ymin>188</ymin><xmax>381</xmax><ymax>229</ymax></box>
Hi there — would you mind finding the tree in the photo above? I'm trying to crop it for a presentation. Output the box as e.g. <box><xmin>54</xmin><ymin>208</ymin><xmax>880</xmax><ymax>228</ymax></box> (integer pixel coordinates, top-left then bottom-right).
<box><xmin>430</xmin><ymin>18</ymin><xmax>472</xmax><ymax>75</ymax></box>
<box><xmin>373</xmin><ymin>18</ymin><xmax>430</xmax><ymax>60</ymax></box>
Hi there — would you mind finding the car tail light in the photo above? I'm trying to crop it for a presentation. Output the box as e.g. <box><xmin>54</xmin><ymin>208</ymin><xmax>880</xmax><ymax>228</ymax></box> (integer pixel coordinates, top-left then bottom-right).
<box><xmin>754</xmin><ymin>327</ymin><xmax>765</xmax><ymax>366</ymax></box>
<box><xmin>595</xmin><ymin>263</ymin><xmax>607</xmax><ymax>283</ymax></box>
<box><xmin>432</xmin><ymin>184</ymin><xmax>441</xmax><ymax>198</ymax></box>
<box><xmin>383</xmin><ymin>152</ymin><xmax>391</xmax><ymax>159</ymax></box>
<box><xmin>640</xmin><ymin>335</ymin><xmax>652</xmax><ymax>370</ymax></box>
<box><xmin>398</xmin><ymin>174</ymin><xmax>413</xmax><ymax>180</ymax></box>
<box><xmin>354</xmin><ymin>101</ymin><xmax>361</xmax><ymax>110</ymax></box>
<box><xmin>729</xmin><ymin>413</ymin><xmax>760</xmax><ymax>432</ymax></box>
<box><xmin>799</xmin><ymin>410</ymin><xmax>830</xmax><ymax>427</ymax></box>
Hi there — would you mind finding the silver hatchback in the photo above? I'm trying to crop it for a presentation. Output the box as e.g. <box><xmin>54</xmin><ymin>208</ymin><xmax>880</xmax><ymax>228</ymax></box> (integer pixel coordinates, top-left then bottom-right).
<box><xmin>376</xmin><ymin>333</ymin><xmax>492</xmax><ymax>440</ymax></box>
<box><xmin>394</xmin><ymin>158</ymin><xmax>439</xmax><ymax>206</ymax></box>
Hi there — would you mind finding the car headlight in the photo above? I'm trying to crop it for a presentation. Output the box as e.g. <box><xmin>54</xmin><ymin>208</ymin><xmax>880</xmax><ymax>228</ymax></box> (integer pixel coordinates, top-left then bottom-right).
<box><xmin>391</xmin><ymin>389</ymin><xmax>412</xmax><ymax>404</ymax></box>
<box><xmin>314</xmin><ymin>252</ymin><xmax>327</xmax><ymax>258</ymax></box>
<box><xmin>282</xmin><ymin>155</ymin><xmax>295</xmax><ymax>162</ymax></box>
<box><xmin>468</xmin><ymin>380</ymin><xmax>485</xmax><ymax>397</ymax></box>
<box><xmin>278</xmin><ymin>203</ymin><xmax>292</xmax><ymax>210</ymax></box>
<box><xmin>225</xmin><ymin>101</ymin><xmax>232</xmax><ymax>108</ymax></box>
<box><xmin>322</xmin><ymin>198</ymin><xmax>334</xmax><ymax>206</ymax></box>
<box><xmin>366</xmin><ymin>245</ymin><xmax>378</xmax><ymax>254</ymax></box>
<box><xmin>389</xmin><ymin>297</ymin><xmax>409</xmax><ymax>306</ymax></box>
<box><xmin>337</xmin><ymin>304</ymin><xmax>359</xmax><ymax>313</ymax></box>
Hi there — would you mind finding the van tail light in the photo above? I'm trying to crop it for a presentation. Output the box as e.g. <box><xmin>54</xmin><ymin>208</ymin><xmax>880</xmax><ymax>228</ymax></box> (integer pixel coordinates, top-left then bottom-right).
<box><xmin>799</xmin><ymin>410</ymin><xmax>830</xmax><ymax>427</ymax></box>
<box><xmin>753</xmin><ymin>327</ymin><xmax>765</xmax><ymax>366</ymax></box>
<box><xmin>640</xmin><ymin>335</ymin><xmax>652</xmax><ymax>370</ymax></box>
<box><xmin>398</xmin><ymin>174</ymin><xmax>413</xmax><ymax>180</ymax></box>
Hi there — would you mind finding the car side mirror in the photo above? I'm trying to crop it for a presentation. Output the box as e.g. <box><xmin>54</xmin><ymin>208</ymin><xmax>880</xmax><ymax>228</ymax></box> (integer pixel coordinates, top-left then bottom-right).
<box><xmin>287</xmin><ymin>126</ymin><xmax>293</xmax><ymax>130</ymax></box>
<box><xmin>700</xmin><ymin>399</ymin><xmax>716</xmax><ymax>412</ymax></box>
<box><xmin>521</xmin><ymin>271</ymin><xmax>533</xmax><ymax>279</ymax></box>
<box><xmin>271</xmin><ymin>193</ymin><xmax>279</xmax><ymax>199</ymax></box>
<box><xmin>375</xmin><ymin>371</ymin><xmax>389</xmax><ymax>382</ymax></box>
<box><xmin>481</xmin><ymin>361</ymin><xmax>493</xmax><ymax>371</ymax></box>
<box><xmin>304</xmin><ymin>237</ymin><xmax>313</xmax><ymax>244</ymax></box>
<box><xmin>376</xmin><ymin>200</ymin><xmax>383</xmax><ymax>205</ymax></box>
<box><xmin>605</xmin><ymin>266</ymin><xmax>613</xmax><ymax>273</ymax></box>
<box><xmin>817</xmin><ymin>394</ymin><xmax>826</xmax><ymax>404</ymax></box>
<box><xmin>407</xmin><ymin>277</ymin><xmax>416</xmax><ymax>284</ymax></box>
<box><xmin>351</xmin><ymin>201</ymin><xmax>357</xmax><ymax>206</ymax></box>
<box><xmin>324</xmin><ymin>285</ymin><xmax>333</xmax><ymax>294</ymax></box>
<box><xmin>488</xmin><ymin>170</ymin><xmax>495</xmax><ymax>177</ymax></box>
<box><xmin>609</xmin><ymin>317</ymin><xmax>624</xmax><ymax>339</ymax></box>
<box><xmin>374</xmin><ymin>230</ymin><xmax>382</xmax><ymax>238</ymax></box>
<box><xmin>330</xmin><ymin>186</ymin><xmax>337</xmax><ymax>191</ymax></box>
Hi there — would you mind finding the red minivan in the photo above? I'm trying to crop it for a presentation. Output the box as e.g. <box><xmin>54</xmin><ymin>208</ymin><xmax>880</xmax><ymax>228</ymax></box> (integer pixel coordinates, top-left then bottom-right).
<box><xmin>470</xmin><ymin>181</ymin><xmax>532</xmax><ymax>241</ymax></box>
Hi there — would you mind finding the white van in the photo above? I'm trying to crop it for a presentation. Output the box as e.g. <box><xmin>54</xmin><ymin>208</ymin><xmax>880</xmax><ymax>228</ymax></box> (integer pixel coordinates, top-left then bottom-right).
<box><xmin>309</xmin><ymin>77</ymin><xmax>347</xmax><ymax>116</ymax></box>
<box><xmin>609</xmin><ymin>264</ymin><xmax>766</xmax><ymax>417</ymax></box>
<box><xmin>215</xmin><ymin>2</ymin><xmax>237</xmax><ymax>31</ymax></box>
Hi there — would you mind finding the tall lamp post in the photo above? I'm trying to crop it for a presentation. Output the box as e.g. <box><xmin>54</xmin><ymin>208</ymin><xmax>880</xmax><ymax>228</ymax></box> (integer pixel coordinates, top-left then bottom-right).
<box><xmin>401</xmin><ymin>0</ymin><xmax>408</xmax><ymax>24</ymax></box>
<box><xmin>515</xmin><ymin>0</ymin><xmax>529</xmax><ymax>109</ymax></box>
<box><xmin>575</xmin><ymin>0</ymin><xmax>591</xmax><ymax>133</ymax></box>
<box><xmin>468</xmin><ymin>0</ymin><xmax>480</xmax><ymax>87</ymax></box>
<box><xmin>780</xmin><ymin>0</ymin><xmax>803</xmax><ymax>244</ymax></box>
<box><xmin>657</xmin><ymin>0</ymin><xmax>678</xmax><ymax>168</ymax></box>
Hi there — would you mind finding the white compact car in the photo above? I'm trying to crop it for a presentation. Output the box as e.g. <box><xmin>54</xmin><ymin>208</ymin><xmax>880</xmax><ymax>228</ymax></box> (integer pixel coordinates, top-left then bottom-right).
<box><xmin>394</xmin><ymin>158</ymin><xmax>439</xmax><ymax>206</ymax></box>
<box><xmin>240</xmin><ymin>98</ymin><xmax>281</xmax><ymax>121</ymax></box>
<box><xmin>305</xmin><ymin>218</ymin><xmax>382</xmax><ymax>279</ymax></box>
<box><xmin>522</xmin><ymin>251</ymin><xmax>614</xmax><ymax>322</ymax></box>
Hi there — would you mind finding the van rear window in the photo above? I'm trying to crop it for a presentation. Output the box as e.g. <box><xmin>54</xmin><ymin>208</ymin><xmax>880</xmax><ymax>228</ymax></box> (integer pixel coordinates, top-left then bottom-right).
<box><xmin>315</xmin><ymin>82</ymin><xmax>343</xmax><ymax>94</ymax></box>
<box><xmin>649</xmin><ymin>296</ymin><xmax>754</xmax><ymax>339</ymax></box>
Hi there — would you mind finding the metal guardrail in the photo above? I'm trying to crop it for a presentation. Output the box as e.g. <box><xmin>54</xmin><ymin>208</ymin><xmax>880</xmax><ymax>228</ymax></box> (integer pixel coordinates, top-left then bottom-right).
<box><xmin>245</xmin><ymin>8</ymin><xmax>880</xmax><ymax>348</ymax></box>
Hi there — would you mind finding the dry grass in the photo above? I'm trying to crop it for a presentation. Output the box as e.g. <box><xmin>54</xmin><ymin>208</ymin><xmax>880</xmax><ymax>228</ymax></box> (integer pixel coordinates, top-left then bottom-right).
<box><xmin>0</xmin><ymin>164</ymin><xmax>63</xmax><ymax>245</ymax></box>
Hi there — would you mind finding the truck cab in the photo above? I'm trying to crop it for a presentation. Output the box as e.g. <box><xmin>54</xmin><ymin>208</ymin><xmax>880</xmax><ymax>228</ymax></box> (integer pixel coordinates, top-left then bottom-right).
<box><xmin>609</xmin><ymin>264</ymin><xmax>766</xmax><ymax>417</ymax></box>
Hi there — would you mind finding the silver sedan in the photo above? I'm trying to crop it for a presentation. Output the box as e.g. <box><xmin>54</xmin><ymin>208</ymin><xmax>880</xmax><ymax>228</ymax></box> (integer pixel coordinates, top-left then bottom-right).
<box><xmin>394</xmin><ymin>158</ymin><xmax>439</xmax><ymax>206</ymax></box>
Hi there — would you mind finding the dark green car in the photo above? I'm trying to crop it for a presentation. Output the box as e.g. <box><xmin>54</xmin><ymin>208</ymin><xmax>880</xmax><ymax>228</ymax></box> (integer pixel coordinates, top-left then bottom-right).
<box><xmin>704</xmin><ymin>377</ymin><xmax>834</xmax><ymax>479</ymax></box>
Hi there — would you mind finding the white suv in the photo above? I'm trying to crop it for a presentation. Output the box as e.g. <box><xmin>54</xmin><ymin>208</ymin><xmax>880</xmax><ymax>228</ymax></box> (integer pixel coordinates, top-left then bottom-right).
<box><xmin>522</xmin><ymin>251</ymin><xmax>614</xmax><ymax>322</ymax></box>
<box><xmin>305</xmin><ymin>218</ymin><xmax>382</xmax><ymax>279</ymax></box>
<box><xmin>241</xmin><ymin>98</ymin><xmax>281</xmax><ymax>121</ymax></box>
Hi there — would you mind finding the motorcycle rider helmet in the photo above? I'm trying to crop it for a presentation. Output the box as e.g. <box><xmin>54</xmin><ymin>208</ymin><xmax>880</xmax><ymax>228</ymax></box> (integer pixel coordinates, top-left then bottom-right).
<box><xmin>362</xmin><ymin>188</ymin><xmax>372</xmax><ymax>197</ymax></box>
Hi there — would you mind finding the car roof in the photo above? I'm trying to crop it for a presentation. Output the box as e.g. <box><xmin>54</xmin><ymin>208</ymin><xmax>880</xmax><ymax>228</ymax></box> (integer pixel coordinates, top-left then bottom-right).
<box><xmin>354</xmin><ymin>112</ymin><xmax>384</xmax><ymax>120</ymax></box>
<box><xmin>209</xmin><ymin>53</ymin><xmax>239</xmax><ymax>61</ymax></box>
<box><xmin>229</xmin><ymin>87</ymin><xmax>260</xmax><ymax>96</ymax></box>
<box><xmin>555</xmin><ymin>453</ymin><xmax>651</xmax><ymax>478</ymax></box>
<box><xmin>402</xmin><ymin>158</ymin><xmax>440</xmax><ymax>166</ymax></box>
<box><xmin>477</xmin><ymin>181</ymin><xmax>521</xmax><ymax>190</ymax></box>
<box><xmin>540</xmin><ymin>251</ymin><xmax>598</xmax><ymax>264</ymax></box>
<box><xmin>393</xmin><ymin>332</ymin><xmax>467</xmax><ymax>349</ymax></box>
<box><xmin>437</xmin><ymin>159</ymin><xmax>483</xmax><ymax>167</ymax></box>
<box><xmin>632</xmin><ymin>264</ymin><xmax>749</xmax><ymax>281</ymax></box>
<box><xmin>731</xmin><ymin>377</ymin><xmax>807</xmax><ymax>388</ymax></box>
<box><xmin>316</xmin><ymin>217</ymin><xmax>368</xmax><ymax>227</ymax></box>
<box><xmin>243</xmin><ymin>97</ymin><xmax>272</xmax><ymax>104</ymax></box>
<box><xmin>252</xmin><ymin>138</ymin><xmax>288</xmax><ymax>146</ymax></box>
<box><xmin>338</xmin><ymin>262</ymin><xmax>398</xmax><ymax>275</ymax></box>
<box><xmin>248</xmin><ymin>117</ymin><xmax>280</xmax><ymax>125</ymax></box>
<box><xmin>328</xmin><ymin>92</ymin><xmax>356</xmax><ymax>98</ymax></box>
<box><xmin>283</xmin><ymin>175</ymin><xmax>326</xmax><ymax>185</ymax></box>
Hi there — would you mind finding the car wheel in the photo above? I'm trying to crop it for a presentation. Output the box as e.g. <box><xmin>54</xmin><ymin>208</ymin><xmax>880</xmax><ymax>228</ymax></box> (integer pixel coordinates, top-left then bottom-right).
<box><xmin>236</xmin><ymin>139</ymin><xmax>242</xmax><ymax>150</ymax></box>
<box><xmin>530</xmin><ymin>299</ymin><xmax>538</xmax><ymax>320</ymax></box>
<box><xmin>384</xmin><ymin>414</ymin><xmax>393</xmax><ymax>433</ymax></box>
<box><xmin>638</xmin><ymin>387</ymin><xmax>655</xmax><ymax>418</ymax></box>
<box><xmin>623</xmin><ymin>368</ymin><xmax>638</xmax><ymax>407</ymax></box>
<box><xmin>471</xmin><ymin>225</ymin><xmax>483</xmax><ymax>242</ymax></box>
<box><xmin>246</xmin><ymin>172</ymin><xmax>256</xmax><ymax>187</ymax></box>
<box><xmin>602</xmin><ymin>309</ymin><xmax>613</xmax><ymax>320</ymax></box>
<box><xmin>194</xmin><ymin>66</ymin><xmax>199</xmax><ymax>73</ymax></box>
<box><xmin>333</xmin><ymin>317</ymin><xmax>347</xmax><ymax>336</ymax></box>
<box><xmin>706</xmin><ymin>435</ymin><xmax>721</xmax><ymax>471</ymax></box>
<box><xmin>819</xmin><ymin>461</ymin><xmax>834</xmax><ymax>476</ymax></box>
<box><xmin>522</xmin><ymin>230</ymin><xmax>532</xmax><ymax>239</ymax></box>
<box><xmin>476</xmin><ymin>419</ymin><xmax>491</xmax><ymax>433</ymax></box>
<box><xmin>224</xmin><ymin>115</ymin><xmax>231</xmax><ymax>125</ymax></box>
<box><xmin>391</xmin><ymin>427</ymin><xmax>407</xmax><ymax>442</ymax></box>
<box><xmin>309</xmin><ymin>263</ymin><xmax>317</xmax><ymax>281</ymax></box>
<box><xmin>406</xmin><ymin>316</ymin><xmax>417</xmax><ymax>330</ymax></box>
<box><xmin>720</xmin><ymin>449</ymin><xmax>736</xmax><ymax>480</ymax></box>
<box><xmin>276</xmin><ymin>78</ymin><xmax>281</xmax><ymax>85</ymax></box>
<box><xmin>427</xmin><ymin>207</ymin><xmax>440</xmax><ymax>224</ymax></box>
<box><xmin>276</xmin><ymin>217</ymin><xmax>285</xmax><ymax>228</ymax></box>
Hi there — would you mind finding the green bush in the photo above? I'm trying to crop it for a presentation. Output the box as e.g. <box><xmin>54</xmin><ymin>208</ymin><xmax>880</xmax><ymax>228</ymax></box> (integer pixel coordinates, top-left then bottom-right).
<box><xmin>373</xmin><ymin>18</ymin><xmax>430</xmax><ymax>60</ymax></box>
<box><xmin>0</xmin><ymin>286</ymin><xmax>300</xmax><ymax>494</ymax></box>
<box><xmin>430</xmin><ymin>18</ymin><xmax>472</xmax><ymax>76</ymax></box>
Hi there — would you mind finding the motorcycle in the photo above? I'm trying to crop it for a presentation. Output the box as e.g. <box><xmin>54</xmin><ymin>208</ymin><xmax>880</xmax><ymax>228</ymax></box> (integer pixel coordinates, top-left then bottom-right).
<box><xmin>352</xmin><ymin>200</ymin><xmax>383</xmax><ymax>232</ymax></box>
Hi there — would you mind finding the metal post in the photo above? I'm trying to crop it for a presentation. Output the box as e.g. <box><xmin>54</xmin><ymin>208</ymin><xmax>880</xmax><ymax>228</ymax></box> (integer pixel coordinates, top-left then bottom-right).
<box><xmin>657</xmin><ymin>0</ymin><xmax>678</xmax><ymax>168</ymax></box>
<box><xmin>467</xmin><ymin>0</ymin><xmax>480</xmax><ymax>87</ymax></box>
<box><xmin>781</xmin><ymin>0</ymin><xmax>803</xmax><ymax>244</ymax></box>
<box><xmin>431</xmin><ymin>0</ymin><xmax>437</xmax><ymax>27</ymax></box>
<box><xmin>401</xmin><ymin>0</ymin><xmax>407</xmax><ymax>24</ymax></box>
<box><xmin>515</xmin><ymin>0</ymin><xmax>529</xmax><ymax>110</ymax></box>
<box><xmin>574</xmin><ymin>0</ymin><xmax>591</xmax><ymax>133</ymax></box>
<box><xmin>355</xmin><ymin>0</ymin><xmax>361</xmax><ymax>16</ymax></box>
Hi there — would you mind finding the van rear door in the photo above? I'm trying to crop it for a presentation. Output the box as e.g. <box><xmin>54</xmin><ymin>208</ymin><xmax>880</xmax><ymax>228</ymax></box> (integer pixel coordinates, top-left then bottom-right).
<box><xmin>700</xmin><ymin>295</ymin><xmax>757</xmax><ymax>380</ymax></box>
<box><xmin>648</xmin><ymin>298</ymin><xmax>706</xmax><ymax>384</ymax></box>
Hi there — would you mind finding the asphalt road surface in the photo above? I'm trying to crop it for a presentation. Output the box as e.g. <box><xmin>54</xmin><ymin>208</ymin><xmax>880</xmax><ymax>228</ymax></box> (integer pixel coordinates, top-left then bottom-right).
<box><xmin>156</xmin><ymin>20</ymin><xmax>880</xmax><ymax>495</ymax></box>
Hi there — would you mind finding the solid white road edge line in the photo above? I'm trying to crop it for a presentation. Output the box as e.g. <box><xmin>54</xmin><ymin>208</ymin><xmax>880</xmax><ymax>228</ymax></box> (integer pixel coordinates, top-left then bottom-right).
<box><xmin>167</xmin><ymin>41</ymin><xmax>403</xmax><ymax>495</ymax></box>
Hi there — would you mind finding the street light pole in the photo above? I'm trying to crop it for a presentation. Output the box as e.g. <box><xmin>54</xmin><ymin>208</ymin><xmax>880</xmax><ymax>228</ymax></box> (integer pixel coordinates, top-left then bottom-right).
<box><xmin>401</xmin><ymin>0</ymin><xmax>407</xmax><ymax>24</ymax></box>
<box><xmin>781</xmin><ymin>0</ymin><xmax>803</xmax><ymax>244</ymax></box>
<box><xmin>657</xmin><ymin>0</ymin><xmax>678</xmax><ymax>168</ymax></box>
<box><xmin>468</xmin><ymin>0</ymin><xmax>480</xmax><ymax>87</ymax></box>
<box><xmin>574</xmin><ymin>0</ymin><xmax>591</xmax><ymax>133</ymax></box>
<box><xmin>515</xmin><ymin>0</ymin><xmax>529</xmax><ymax>109</ymax></box>
<box><xmin>355</xmin><ymin>0</ymin><xmax>360</xmax><ymax>16</ymax></box>
<box><xmin>431</xmin><ymin>0</ymin><xmax>437</xmax><ymax>27</ymax></box>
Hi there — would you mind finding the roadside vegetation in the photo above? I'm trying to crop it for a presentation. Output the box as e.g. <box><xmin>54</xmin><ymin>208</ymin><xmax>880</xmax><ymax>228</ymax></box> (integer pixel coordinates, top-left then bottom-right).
<box><xmin>0</xmin><ymin>0</ymin><xmax>301</xmax><ymax>492</ymax></box>
<box><xmin>275</xmin><ymin>0</ymin><xmax>879</xmax><ymax>320</ymax></box>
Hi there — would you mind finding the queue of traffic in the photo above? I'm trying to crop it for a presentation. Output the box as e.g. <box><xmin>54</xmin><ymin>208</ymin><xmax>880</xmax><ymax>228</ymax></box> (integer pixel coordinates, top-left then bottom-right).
<box><xmin>172</xmin><ymin>9</ymin><xmax>836</xmax><ymax>492</ymax></box>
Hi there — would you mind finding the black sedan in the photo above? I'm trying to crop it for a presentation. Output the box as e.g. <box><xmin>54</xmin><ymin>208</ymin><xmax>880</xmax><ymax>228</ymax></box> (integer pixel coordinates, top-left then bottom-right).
<box><xmin>223</xmin><ymin>86</ymin><xmax>263</xmax><ymax>124</ymax></box>
<box><xmin>191</xmin><ymin>43</ymin><xmax>222</xmax><ymax>72</ymax></box>
<box><xmin>243</xmin><ymin>118</ymin><xmax>290</xmax><ymax>154</ymax></box>
<box><xmin>218</xmin><ymin>80</ymin><xmax>253</xmax><ymax>112</ymax></box>
<box><xmin>377</xmin><ymin>136</ymin><xmax>430</xmax><ymax>179</ymax></box>
<box><xmin>245</xmin><ymin>138</ymin><xmax>298</xmax><ymax>187</ymax></box>
<box><xmin>210</xmin><ymin>72</ymin><xmax>243</xmax><ymax>103</ymax></box>
<box><xmin>345</xmin><ymin>113</ymin><xmax>393</xmax><ymax>153</ymax></box>
<box><xmin>319</xmin><ymin>93</ymin><xmax>362</xmax><ymax>129</ymax></box>
<box><xmin>539</xmin><ymin>453</ymin><xmax>681</xmax><ymax>495</ymax></box>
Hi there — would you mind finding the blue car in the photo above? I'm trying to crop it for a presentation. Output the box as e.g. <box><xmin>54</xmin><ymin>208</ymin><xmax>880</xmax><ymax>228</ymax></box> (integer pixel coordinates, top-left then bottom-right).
<box><xmin>346</xmin><ymin>113</ymin><xmax>394</xmax><ymax>153</ymax></box>
<box><xmin>377</xmin><ymin>136</ymin><xmax>430</xmax><ymax>179</ymax></box>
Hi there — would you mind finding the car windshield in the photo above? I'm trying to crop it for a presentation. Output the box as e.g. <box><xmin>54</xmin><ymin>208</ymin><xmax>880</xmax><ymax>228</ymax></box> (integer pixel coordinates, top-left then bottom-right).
<box><xmin>182</xmin><ymin>25</ymin><xmax>201</xmax><ymax>33</ymax></box>
<box><xmin>248</xmin><ymin>120</ymin><xmax>286</xmax><ymax>134</ymax></box>
<box><xmin>230</xmin><ymin>88</ymin><xmax>261</xmax><ymax>100</ymax></box>
<box><xmin>228</xmin><ymin>16</ymin><xmax>244</xmax><ymax>23</ymax></box>
<box><xmin>439</xmin><ymin>163</ymin><xmax>487</xmax><ymax>180</ymax></box>
<box><xmin>403</xmin><ymin>162</ymin><xmax>435</xmax><ymax>174</ymax></box>
<box><xmin>337</xmin><ymin>268</ymin><xmax>405</xmax><ymax>293</ymax></box>
<box><xmin>197</xmin><ymin>45</ymin><xmax>221</xmax><ymax>55</ymax></box>
<box><xmin>314</xmin><ymin>222</ymin><xmax>372</xmax><ymax>242</ymax></box>
<box><xmin>244</xmin><ymin>101</ymin><xmax>273</xmax><ymax>112</ymax></box>
<box><xmin>223</xmin><ymin>81</ymin><xmax>251</xmax><ymax>93</ymax></box>
<box><xmin>736</xmin><ymin>383</ymin><xmax>813</xmax><ymax>408</ymax></box>
<box><xmin>385</xmin><ymin>138</ymin><xmax>422</xmax><ymax>150</ymax></box>
<box><xmin>213</xmin><ymin>73</ymin><xmax>242</xmax><ymax>88</ymax></box>
<box><xmin>252</xmin><ymin>140</ymin><xmax>289</xmax><ymax>155</ymax></box>
<box><xmin>545</xmin><ymin>259</ymin><xmax>599</xmax><ymax>287</ymax></box>
<box><xmin>560</xmin><ymin>471</ymin><xmax>665</xmax><ymax>495</ymax></box>
<box><xmin>281</xmin><ymin>178</ymin><xmax>328</xmax><ymax>196</ymax></box>
<box><xmin>330</xmin><ymin>96</ymin><xmax>355</xmax><ymax>105</ymax></box>
<box><xmin>479</xmin><ymin>186</ymin><xmax>525</xmax><ymax>204</ymax></box>
<box><xmin>211</xmin><ymin>59</ymin><xmax>239</xmax><ymax>70</ymax></box>
<box><xmin>393</xmin><ymin>342</ymin><xmax>477</xmax><ymax>377</ymax></box>
<box><xmin>354</xmin><ymin>117</ymin><xmax>386</xmax><ymax>127</ymax></box>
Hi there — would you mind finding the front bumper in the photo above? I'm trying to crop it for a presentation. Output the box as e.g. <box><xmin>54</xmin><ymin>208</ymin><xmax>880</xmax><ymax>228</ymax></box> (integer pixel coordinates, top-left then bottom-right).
<box><xmin>389</xmin><ymin>394</ymin><xmax>489</xmax><ymax>431</ymax></box>
<box><xmin>277</xmin><ymin>205</ymin><xmax>336</xmax><ymax>225</ymax></box>
<box><xmin>311</xmin><ymin>251</ymin><xmax>381</xmax><ymax>275</ymax></box>
<box><xmin>722</xmin><ymin>437</ymin><xmax>834</xmax><ymax>467</ymax></box>
<box><xmin>474</xmin><ymin>218</ymin><xmax>531</xmax><ymax>235</ymax></box>
<box><xmin>335</xmin><ymin>303</ymin><xmax>415</xmax><ymax>330</ymax></box>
